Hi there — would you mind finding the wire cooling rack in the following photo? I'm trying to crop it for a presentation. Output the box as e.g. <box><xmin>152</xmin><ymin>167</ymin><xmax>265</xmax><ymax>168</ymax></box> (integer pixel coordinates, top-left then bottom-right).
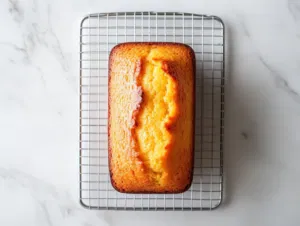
<box><xmin>79</xmin><ymin>12</ymin><xmax>225</xmax><ymax>210</ymax></box>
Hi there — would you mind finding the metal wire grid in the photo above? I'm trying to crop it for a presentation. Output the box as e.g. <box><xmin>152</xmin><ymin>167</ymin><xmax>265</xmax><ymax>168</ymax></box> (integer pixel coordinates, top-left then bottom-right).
<box><xmin>79</xmin><ymin>12</ymin><xmax>224</xmax><ymax>210</ymax></box>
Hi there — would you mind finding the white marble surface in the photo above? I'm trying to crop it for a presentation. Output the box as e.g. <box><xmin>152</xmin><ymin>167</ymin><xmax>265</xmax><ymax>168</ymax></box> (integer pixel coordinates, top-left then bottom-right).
<box><xmin>1</xmin><ymin>0</ymin><xmax>300</xmax><ymax>225</ymax></box>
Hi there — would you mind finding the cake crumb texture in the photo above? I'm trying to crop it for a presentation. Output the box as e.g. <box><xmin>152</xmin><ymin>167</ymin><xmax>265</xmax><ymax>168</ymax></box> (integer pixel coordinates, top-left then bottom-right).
<box><xmin>108</xmin><ymin>42</ymin><xmax>195</xmax><ymax>193</ymax></box>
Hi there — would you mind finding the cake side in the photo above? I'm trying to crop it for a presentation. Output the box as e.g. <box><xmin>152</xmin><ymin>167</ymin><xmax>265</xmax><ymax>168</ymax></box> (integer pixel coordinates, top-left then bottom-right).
<box><xmin>108</xmin><ymin>42</ymin><xmax>195</xmax><ymax>193</ymax></box>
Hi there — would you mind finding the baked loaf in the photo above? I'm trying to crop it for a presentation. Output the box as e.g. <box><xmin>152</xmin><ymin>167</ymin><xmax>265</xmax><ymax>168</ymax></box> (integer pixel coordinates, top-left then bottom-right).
<box><xmin>108</xmin><ymin>42</ymin><xmax>195</xmax><ymax>193</ymax></box>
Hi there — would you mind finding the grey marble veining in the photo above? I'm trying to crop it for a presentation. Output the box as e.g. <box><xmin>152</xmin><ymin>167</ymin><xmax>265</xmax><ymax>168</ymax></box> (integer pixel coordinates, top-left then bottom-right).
<box><xmin>0</xmin><ymin>168</ymin><xmax>110</xmax><ymax>226</ymax></box>
<box><xmin>0</xmin><ymin>0</ymin><xmax>300</xmax><ymax>226</ymax></box>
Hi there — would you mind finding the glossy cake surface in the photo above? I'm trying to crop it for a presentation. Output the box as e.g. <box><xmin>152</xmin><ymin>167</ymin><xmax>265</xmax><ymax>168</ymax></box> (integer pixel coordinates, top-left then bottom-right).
<box><xmin>108</xmin><ymin>42</ymin><xmax>195</xmax><ymax>193</ymax></box>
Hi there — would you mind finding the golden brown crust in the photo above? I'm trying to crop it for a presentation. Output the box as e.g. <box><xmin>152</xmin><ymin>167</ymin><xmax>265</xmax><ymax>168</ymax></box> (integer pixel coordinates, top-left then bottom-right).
<box><xmin>108</xmin><ymin>42</ymin><xmax>195</xmax><ymax>193</ymax></box>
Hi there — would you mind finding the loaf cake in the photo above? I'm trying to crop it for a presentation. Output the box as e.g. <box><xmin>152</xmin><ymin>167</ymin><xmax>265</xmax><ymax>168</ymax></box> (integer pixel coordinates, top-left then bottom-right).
<box><xmin>108</xmin><ymin>42</ymin><xmax>195</xmax><ymax>193</ymax></box>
